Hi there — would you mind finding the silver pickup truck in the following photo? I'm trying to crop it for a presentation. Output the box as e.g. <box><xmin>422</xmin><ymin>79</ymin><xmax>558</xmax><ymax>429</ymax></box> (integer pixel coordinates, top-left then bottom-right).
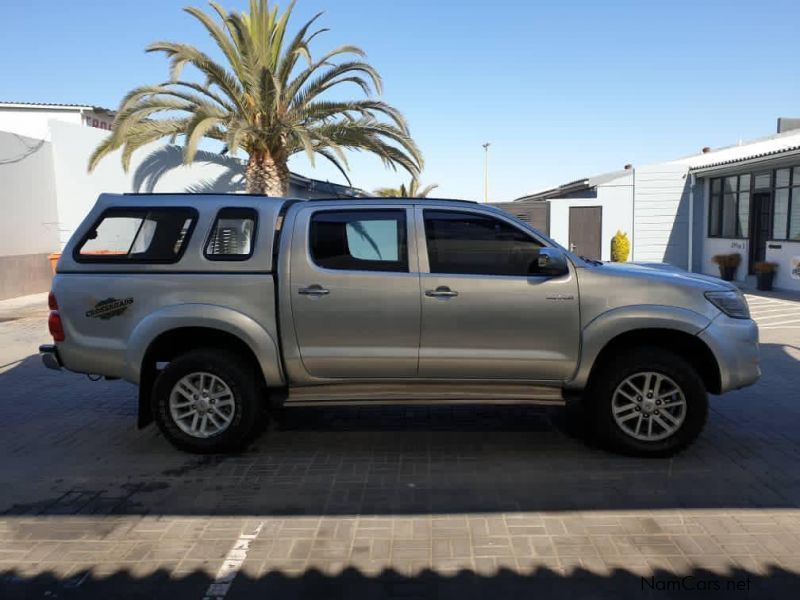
<box><xmin>40</xmin><ymin>193</ymin><xmax>760</xmax><ymax>456</ymax></box>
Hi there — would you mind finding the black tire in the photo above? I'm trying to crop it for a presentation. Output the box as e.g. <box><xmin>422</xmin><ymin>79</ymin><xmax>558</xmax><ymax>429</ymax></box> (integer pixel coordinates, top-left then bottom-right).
<box><xmin>588</xmin><ymin>347</ymin><xmax>708</xmax><ymax>457</ymax></box>
<box><xmin>152</xmin><ymin>348</ymin><xmax>264</xmax><ymax>453</ymax></box>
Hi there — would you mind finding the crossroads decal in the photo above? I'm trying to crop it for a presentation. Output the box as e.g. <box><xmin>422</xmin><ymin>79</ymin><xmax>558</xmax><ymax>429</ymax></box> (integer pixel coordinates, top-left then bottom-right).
<box><xmin>86</xmin><ymin>297</ymin><xmax>134</xmax><ymax>320</ymax></box>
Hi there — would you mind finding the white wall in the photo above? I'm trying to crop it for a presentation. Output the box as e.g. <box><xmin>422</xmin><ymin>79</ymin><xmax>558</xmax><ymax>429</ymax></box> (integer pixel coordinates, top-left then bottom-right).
<box><xmin>49</xmin><ymin>121</ymin><xmax>232</xmax><ymax>248</ymax></box>
<box><xmin>0</xmin><ymin>108</ymin><xmax>84</xmax><ymax>141</ymax></box>
<box><xmin>0</xmin><ymin>132</ymin><xmax>59</xmax><ymax>257</ymax></box>
<box><xmin>765</xmin><ymin>241</ymin><xmax>800</xmax><ymax>291</ymax></box>
<box><xmin>701</xmin><ymin>237</ymin><xmax>749</xmax><ymax>283</ymax></box>
<box><xmin>547</xmin><ymin>173</ymin><xmax>633</xmax><ymax>261</ymax></box>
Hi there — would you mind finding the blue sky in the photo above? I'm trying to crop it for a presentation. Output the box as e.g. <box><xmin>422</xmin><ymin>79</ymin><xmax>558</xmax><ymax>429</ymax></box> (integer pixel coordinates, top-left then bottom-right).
<box><xmin>3</xmin><ymin>0</ymin><xmax>799</xmax><ymax>200</ymax></box>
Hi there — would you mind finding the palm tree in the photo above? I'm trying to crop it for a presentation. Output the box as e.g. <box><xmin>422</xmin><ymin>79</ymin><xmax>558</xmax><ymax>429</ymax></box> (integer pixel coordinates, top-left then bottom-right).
<box><xmin>89</xmin><ymin>0</ymin><xmax>422</xmax><ymax>196</ymax></box>
<box><xmin>374</xmin><ymin>178</ymin><xmax>439</xmax><ymax>198</ymax></box>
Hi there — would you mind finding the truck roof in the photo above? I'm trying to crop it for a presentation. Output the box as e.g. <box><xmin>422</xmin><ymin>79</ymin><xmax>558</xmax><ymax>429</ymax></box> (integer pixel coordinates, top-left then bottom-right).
<box><xmin>121</xmin><ymin>192</ymin><xmax>478</xmax><ymax>206</ymax></box>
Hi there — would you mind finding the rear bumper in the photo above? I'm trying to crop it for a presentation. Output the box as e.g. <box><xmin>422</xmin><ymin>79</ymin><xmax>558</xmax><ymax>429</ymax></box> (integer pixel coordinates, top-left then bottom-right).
<box><xmin>39</xmin><ymin>344</ymin><xmax>63</xmax><ymax>371</ymax></box>
<box><xmin>698</xmin><ymin>314</ymin><xmax>760</xmax><ymax>393</ymax></box>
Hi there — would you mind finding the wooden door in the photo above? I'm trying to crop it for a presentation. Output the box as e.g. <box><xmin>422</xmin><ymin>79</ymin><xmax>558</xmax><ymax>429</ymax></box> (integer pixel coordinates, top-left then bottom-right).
<box><xmin>568</xmin><ymin>206</ymin><xmax>602</xmax><ymax>260</ymax></box>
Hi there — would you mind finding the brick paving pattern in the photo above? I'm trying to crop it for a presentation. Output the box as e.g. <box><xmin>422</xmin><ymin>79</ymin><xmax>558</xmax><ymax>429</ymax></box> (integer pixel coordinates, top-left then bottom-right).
<box><xmin>0</xmin><ymin>292</ymin><xmax>799</xmax><ymax>598</ymax></box>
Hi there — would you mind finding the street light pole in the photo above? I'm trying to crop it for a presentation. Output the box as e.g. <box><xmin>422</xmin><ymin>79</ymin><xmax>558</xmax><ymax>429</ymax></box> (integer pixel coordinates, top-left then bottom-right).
<box><xmin>482</xmin><ymin>142</ymin><xmax>491</xmax><ymax>203</ymax></box>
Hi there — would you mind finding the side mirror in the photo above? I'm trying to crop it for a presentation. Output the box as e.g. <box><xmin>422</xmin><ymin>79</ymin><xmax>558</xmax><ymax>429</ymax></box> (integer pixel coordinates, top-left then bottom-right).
<box><xmin>535</xmin><ymin>247</ymin><xmax>569</xmax><ymax>277</ymax></box>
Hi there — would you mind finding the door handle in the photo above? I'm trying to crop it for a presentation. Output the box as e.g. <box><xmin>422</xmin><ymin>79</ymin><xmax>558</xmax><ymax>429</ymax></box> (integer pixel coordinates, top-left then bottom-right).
<box><xmin>425</xmin><ymin>286</ymin><xmax>459</xmax><ymax>298</ymax></box>
<box><xmin>298</xmin><ymin>285</ymin><xmax>330</xmax><ymax>296</ymax></box>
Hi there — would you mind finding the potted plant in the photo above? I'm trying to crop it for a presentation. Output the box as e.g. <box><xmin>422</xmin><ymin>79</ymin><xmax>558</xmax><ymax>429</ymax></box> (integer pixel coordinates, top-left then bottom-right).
<box><xmin>711</xmin><ymin>253</ymin><xmax>741</xmax><ymax>281</ymax></box>
<box><xmin>48</xmin><ymin>252</ymin><xmax>61</xmax><ymax>274</ymax></box>
<box><xmin>753</xmin><ymin>262</ymin><xmax>778</xmax><ymax>291</ymax></box>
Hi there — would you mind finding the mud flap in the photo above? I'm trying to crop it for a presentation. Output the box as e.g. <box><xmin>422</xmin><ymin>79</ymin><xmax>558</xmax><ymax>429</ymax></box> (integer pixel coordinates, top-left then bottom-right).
<box><xmin>137</xmin><ymin>366</ymin><xmax>156</xmax><ymax>428</ymax></box>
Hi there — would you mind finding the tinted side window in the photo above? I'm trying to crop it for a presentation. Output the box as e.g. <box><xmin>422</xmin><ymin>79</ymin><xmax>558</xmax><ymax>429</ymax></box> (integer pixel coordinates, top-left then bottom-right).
<box><xmin>310</xmin><ymin>210</ymin><xmax>408</xmax><ymax>272</ymax></box>
<box><xmin>205</xmin><ymin>208</ymin><xmax>257</xmax><ymax>260</ymax></box>
<box><xmin>76</xmin><ymin>208</ymin><xmax>196</xmax><ymax>263</ymax></box>
<box><xmin>424</xmin><ymin>210</ymin><xmax>543</xmax><ymax>276</ymax></box>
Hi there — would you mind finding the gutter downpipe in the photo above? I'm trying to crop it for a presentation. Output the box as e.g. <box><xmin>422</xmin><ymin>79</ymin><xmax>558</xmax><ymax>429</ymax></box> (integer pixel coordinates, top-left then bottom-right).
<box><xmin>688</xmin><ymin>172</ymin><xmax>695</xmax><ymax>272</ymax></box>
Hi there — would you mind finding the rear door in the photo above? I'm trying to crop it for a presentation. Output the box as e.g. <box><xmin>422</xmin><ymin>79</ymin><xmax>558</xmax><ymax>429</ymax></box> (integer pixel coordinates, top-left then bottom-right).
<box><xmin>416</xmin><ymin>207</ymin><xmax>580</xmax><ymax>380</ymax></box>
<box><xmin>289</xmin><ymin>205</ymin><xmax>421</xmax><ymax>378</ymax></box>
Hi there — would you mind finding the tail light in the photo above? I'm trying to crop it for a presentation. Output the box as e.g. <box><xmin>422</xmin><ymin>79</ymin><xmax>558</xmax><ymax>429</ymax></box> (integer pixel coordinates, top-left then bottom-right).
<box><xmin>48</xmin><ymin>291</ymin><xmax>65</xmax><ymax>342</ymax></box>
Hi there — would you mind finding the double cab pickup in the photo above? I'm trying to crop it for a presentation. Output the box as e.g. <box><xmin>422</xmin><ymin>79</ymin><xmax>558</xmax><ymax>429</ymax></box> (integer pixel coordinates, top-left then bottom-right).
<box><xmin>41</xmin><ymin>194</ymin><xmax>760</xmax><ymax>455</ymax></box>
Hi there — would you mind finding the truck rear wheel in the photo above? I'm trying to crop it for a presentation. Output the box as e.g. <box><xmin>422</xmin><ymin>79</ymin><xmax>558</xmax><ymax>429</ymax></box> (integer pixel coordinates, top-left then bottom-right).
<box><xmin>152</xmin><ymin>349</ymin><xmax>262</xmax><ymax>453</ymax></box>
<box><xmin>588</xmin><ymin>347</ymin><xmax>708</xmax><ymax>457</ymax></box>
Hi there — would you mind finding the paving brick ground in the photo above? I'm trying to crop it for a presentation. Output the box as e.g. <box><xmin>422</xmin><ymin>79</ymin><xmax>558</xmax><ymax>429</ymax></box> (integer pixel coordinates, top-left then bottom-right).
<box><xmin>0</xmin><ymin>292</ymin><xmax>799</xmax><ymax>598</ymax></box>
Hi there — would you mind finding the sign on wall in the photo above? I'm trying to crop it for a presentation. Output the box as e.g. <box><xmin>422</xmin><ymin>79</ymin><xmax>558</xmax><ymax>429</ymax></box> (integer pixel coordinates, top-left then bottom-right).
<box><xmin>83</xmin><ymin>112</ymin><xmax>114</xmax><ymax>131</ymax></box>
<box><xmin>791</xmin><ymin>257</ymin><xmax>800</xmax><ymax>280</ymax></box>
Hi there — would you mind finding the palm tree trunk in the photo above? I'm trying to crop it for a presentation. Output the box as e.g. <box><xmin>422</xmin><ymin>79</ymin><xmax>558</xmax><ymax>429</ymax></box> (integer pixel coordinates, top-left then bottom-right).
<box><xmin>245</xmin><ymin>151</ymin><xmax>290</xmax><ymax>196</ymax></box>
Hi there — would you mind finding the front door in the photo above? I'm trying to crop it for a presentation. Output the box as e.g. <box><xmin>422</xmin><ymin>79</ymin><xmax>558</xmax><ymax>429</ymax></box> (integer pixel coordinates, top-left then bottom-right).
<box><xmin>290</xmin><ymin>206</ymin><xmax>421</xmax><ymax>378</ymax></box>
<box><xmin>417</xmin><ymin>208</ymin><xmax>580</xmax><ymax>381</ymax></box>
<box><xmin>749</xmin><ymin>192</ymin><xmax>772</xmax><ymax>273</ymax></box>
<box><xmin>569</xmin><ymin>206</ymin><xmax>603</xmax><ymax>260</ymax></box>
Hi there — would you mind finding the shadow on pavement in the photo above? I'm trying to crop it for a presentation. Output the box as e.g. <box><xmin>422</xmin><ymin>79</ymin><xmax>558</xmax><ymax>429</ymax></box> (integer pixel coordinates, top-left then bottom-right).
<box><xmin>2</xmin><ymin>565</ymin><xmax>797</xmax><ymax>600</ymax></box>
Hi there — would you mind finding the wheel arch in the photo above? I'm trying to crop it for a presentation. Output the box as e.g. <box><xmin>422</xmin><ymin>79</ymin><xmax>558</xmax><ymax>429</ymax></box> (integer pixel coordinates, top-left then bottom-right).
<box><xmin>585</xmin><ymin>328</ymin><xmax>721</xmax><ymax>395</ymax></box>
<box><xmin>126</xmin><ymin>305</ymin><xmax>284</xmax><ymax>428</ymax></box>
<box><xmin>567</xmin><ymin>306</ymin><xmax>721</xmax><ymax>395</ymax></box>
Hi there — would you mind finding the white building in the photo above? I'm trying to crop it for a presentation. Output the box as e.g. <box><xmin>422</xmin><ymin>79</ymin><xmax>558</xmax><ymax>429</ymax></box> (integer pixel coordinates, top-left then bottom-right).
<box><xmin>509</xmin><ymin>120</ymin><xmax>800</xmax><ymax>293</ymax></box>
<box><xmin>0</xmin><ymin>101</ymin><xmax>115</xmax><ymax>140</ymax></box>
<box><xmin>0</xmin><ymin>101</ymin><xmax>363</xmax><ymax>300</ymax></box>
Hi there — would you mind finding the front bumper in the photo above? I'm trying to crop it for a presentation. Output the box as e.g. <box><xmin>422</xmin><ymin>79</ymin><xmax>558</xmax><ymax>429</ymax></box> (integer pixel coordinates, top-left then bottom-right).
<box><xmin>39</xmin><ymin>344</ymin><xmax>63</xmax><ymax>371</ymax></box>
<box><xmin>698</xmin><ymin>314</ymin><xmax>760</xmax><ymax>393</ymax></box>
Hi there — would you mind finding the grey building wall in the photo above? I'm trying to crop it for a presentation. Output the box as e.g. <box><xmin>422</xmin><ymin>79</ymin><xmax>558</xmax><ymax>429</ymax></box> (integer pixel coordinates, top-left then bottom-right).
<box><xmin>632</xmin><ymin>162</ymin><xmax>691</xmax><ymax>267</ymax></box>
<box><xmin>0</xmin><ymin>132</ymin><xmax>59</xmax><ymax>299</ymax></box>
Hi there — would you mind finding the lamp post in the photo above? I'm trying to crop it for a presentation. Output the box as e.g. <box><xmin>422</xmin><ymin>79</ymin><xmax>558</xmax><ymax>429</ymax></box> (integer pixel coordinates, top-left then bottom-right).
<box><xmin>482</xmin><ymin>142</ymin><xmax>491</xmax><ymax>203</ymax></box>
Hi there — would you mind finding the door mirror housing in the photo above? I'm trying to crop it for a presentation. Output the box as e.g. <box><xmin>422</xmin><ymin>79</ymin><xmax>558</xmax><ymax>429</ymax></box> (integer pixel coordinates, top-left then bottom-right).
<box><xmin>535</xmin><ymin>247</ymin><xmax>570</xmax><ymax>277</ymax></box>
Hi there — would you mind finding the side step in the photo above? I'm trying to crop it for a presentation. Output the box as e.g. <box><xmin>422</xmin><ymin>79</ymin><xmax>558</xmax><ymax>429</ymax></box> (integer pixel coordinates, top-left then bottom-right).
<box><xmin>285</xmin><ymin>382</ymin><xmax>565</xmax><ymax>407</ymax></box>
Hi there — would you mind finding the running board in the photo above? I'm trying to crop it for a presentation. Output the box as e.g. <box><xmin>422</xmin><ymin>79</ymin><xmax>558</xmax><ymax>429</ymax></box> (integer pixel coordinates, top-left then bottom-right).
<box><xmin>284</xmin><ymin>382</ymin><xmax>565</xmax><ymax>407</ymax></box>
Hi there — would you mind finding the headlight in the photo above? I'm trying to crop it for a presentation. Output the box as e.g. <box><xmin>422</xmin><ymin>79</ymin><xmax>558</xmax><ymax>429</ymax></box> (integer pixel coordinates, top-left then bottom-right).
<box><xmin>704</xmin><ymin>290</ymin><xmax>750</xmax><ymax>319</ymax></box>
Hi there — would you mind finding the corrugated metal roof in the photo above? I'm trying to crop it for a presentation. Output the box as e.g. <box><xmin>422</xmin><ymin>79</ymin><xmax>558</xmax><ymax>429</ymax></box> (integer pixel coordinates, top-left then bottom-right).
<box><xmin>689</xmin><ymin>139</ymin><xmax>800</xmax><ymax>172</ymax></box>
<box><xmin>0</xmin><ymin>101</ymin><xmax>113</xmax><ymax>112</ymax></box>
<box><xmin>515</xmin><ymin>168</ymin><xmax>632</xmax><ymax>202</ymax></box>
<box><xmin>515</xmin><ymin>177</ymin><xmax>589</xmax><ymax>202</ymax></box>
<box><xmin>289</xmin><ymin>172</ymin><xmax>366</xmax><ymax>197</ymax></box>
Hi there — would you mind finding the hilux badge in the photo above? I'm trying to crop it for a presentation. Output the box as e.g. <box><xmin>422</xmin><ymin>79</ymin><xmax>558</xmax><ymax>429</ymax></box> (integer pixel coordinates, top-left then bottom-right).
<box><xmin>86</xmin><ymin>297</ymin><xmax>134</xmax><ymax>320</ymax></box>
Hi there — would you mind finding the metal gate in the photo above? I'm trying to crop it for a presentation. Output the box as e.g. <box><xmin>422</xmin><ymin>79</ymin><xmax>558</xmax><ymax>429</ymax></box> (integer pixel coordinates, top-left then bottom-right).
<box><xmin>492</xmin><ymin>200</ymin><xmax>550</xmax><ymax>235</ymax></box>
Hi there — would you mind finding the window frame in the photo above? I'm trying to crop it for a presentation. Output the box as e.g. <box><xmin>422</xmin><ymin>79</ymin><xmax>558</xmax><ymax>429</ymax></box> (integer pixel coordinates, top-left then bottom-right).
<box><xmin>421</xmin><ymin>208</ymin><xmax>547</xmax><ymax>277</ymax></box>
<box><xmin>73</xmin><ymin>206</ymin><xmax>198</xmax><ymax>264</ymax></box>
<box><xmin>772</xmin><ymin>167</ymin><xmax>799</xmax><ymax>242</ymax></box>
<box><xmin>307</xmin><ymin>208</ymin><xmax>410</xmax><ymax>273</ymax></box>
<box><xmin>707</xmin><ymin>174</ymin><xmax>752</xmax><ymax>239</ymax></box>
<box><xmin>203</xmin><ymin>207</ymin><xmax>259</xmax><ymax>262</ymax></box>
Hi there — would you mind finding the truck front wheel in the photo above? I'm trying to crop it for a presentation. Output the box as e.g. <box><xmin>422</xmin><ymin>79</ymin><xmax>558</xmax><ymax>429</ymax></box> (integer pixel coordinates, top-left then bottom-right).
<box><xmin>152</xmin><ymin>349</ymin><xmax>262</xmax><ymax>453</ymax></box>
<box><xmin>589</xmin><ymin>347</ymin><xmax>708</xmax><ymax>457</ymax></box>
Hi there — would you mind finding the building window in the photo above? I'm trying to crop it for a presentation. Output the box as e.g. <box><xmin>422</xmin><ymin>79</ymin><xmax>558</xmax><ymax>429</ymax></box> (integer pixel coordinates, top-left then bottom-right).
<box><xmin>773</xmin><ymin>167</ymin><xmax>800</xmax><ymax>241</ymax></box>
<box><xmin>792</xmin><ymin>167</ymin><xmax>800</xmax><ymax>240</ymax></box>
<box><xmin>708</xmin><ymin>174</ymin><xmax>750</xmax><ymax>238</ymax></box>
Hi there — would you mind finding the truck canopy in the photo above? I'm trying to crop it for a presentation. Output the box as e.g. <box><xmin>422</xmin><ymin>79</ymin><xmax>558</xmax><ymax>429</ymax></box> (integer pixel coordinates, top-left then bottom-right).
<box><xmin>58</xmin><ymin>193</ymin><xmax>291</xmax><ymax>274</ymax></box>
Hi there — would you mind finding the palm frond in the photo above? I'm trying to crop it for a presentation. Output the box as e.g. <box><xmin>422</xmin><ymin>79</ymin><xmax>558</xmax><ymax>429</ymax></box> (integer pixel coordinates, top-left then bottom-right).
<box><xmin>91</xmin><ymin>0</ymin><xmax>424</xmax><ymax>193</ymax></box>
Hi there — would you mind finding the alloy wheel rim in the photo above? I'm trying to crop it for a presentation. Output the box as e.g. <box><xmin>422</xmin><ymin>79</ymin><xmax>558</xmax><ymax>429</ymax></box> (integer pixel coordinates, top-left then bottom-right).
<box><xmin>169</xmin><ymin>371</ymin><xmax>235</xmax><ymax>439</ymax></box>
<box><xmin>611</xmin><ymin>371</ymin><xmax>687</xmax><ymax>442</ymax></box>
